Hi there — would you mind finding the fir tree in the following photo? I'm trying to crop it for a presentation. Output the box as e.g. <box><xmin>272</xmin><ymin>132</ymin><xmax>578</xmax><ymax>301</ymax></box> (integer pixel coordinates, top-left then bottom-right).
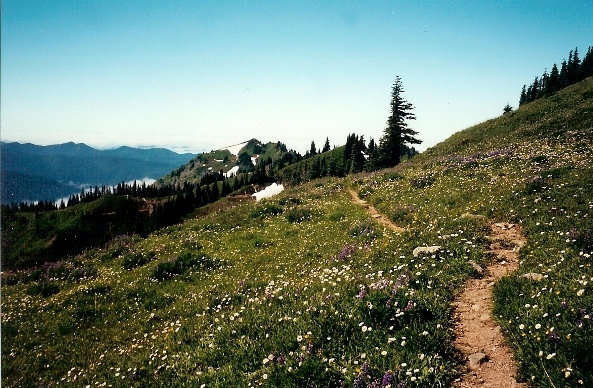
<box><xmin>309</xmin><ymin>141</ymin><xmax>317</xmax><ymax>157</ymax></box>
<box><xmin>344</xmin><ymin>134</ymin><xmax>356</xmax><ymax>162</ymax></box>
<box><xmin>377</xmin><ymin>76</ymin><xmax>421</xmax><ymax>167</ymax></box>
<box><xmin>581</xmin><ymin>46</ymin><xmax>593</xmax><ymax>79</ymax></box>
<box><xmin>528</xmin><ymin>76</ymin><xmax>540</xmax><ymax>101</ymax></box>
<box><xmin>519</xmin><ymin>85</ymin><xmax>527</xmax><ymax>105</ymax></box>
<box><xmin>567</xmin><ymin>48</ymin><xmax>580</xmax><ymax>84</ymax></box>
<box><xmin>548</xmin><ymin>63</ymin><xmax>560</xmax><ymax>95</ymax></box>
<box><xmin>350</xmin><ymin>136</ymin><xmax>366</xmax><ymax>173</ymax></box>
<box><xmin>560</xmin><ymin>59</ymin><xmax>568</xmax><ymax>88</ymax></box>
<box><xmin>322</xmin><ymin>137</ymin><xmax>330</xmax><ymax>153</ymax></box>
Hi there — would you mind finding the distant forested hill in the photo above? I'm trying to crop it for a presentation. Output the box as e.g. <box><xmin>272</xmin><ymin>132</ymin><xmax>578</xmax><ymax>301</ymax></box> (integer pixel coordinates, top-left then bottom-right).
<box><xmin>1</xmin><ymin>142</ymin><xmax>195</xmax><ymax>203</ymax></box>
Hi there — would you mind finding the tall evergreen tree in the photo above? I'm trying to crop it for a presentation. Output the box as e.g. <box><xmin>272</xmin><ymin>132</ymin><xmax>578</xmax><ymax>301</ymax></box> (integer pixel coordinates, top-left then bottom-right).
<box><xmin>377</xmin><ymin>76</ymin><xmax>421</xmax><ymax>167</ymax></box>
<box><xmin>567</xmin><ymin>48</ymin><xmax>580</xmax><ymax>84</ymax></box>
<box><xmin>350</xmin><ymin>136</ymin><xmax>366</xmax><ymax>173</ymax></box>
<box><xmin>560</xmin><ymin>59</ymin><xmax>568</xmax><ymax>88</ymax></box>
<box><xmin>322</xmin><ymin>137</ymin><xmax>330</xmax><ymax>153</ymax></box>
<box><xmin>343</xmin><ymin>134</ymin><xmax>356</xmax><ymax>163</ymax></box>
<box><xmin>548</xmin><ymin>63</ymin><xmax>560</xmax><ymax>94</ymax></box>
<box><xmin>309</xmin><ymin>141</ymin><xmax>317</xmax><ymax>157</ymax></box>
<box><xmin>540</xmin><ymin>70</ymin><xmax>549</xmax><ymax>96</ymax></box>
<box><xmin>519</xmin><ymin>85</ymin><xmax>527</xmax><ymax>105</ymax></box>
<box><xmin>581</xmin><ymin>46</ymin><xmax>593</xmax><ymax>79</ymax></box>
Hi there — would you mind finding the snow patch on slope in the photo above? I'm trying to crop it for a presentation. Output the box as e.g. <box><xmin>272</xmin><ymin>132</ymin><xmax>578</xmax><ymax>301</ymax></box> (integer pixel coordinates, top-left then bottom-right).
<box><xmin>225</xmin><ymin>141</ymin><xmax>248</xmax><ymax>157</ymax></box>
<box><xmin>224</xmin><ymin>166</ymin><xmax>240</xmax><ymax>178</ymax></box>
<box><xmin>252</xmin><ymin>183</ymin><xmax>284</xmax><ymax>202</ymax></box>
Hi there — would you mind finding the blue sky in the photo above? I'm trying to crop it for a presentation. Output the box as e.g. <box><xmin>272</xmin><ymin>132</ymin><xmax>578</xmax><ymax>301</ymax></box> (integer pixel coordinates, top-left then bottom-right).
<box><xmin>2</xmin><ymin>1</ymin><xmax>592</xmax><ymax>153</ymax></box>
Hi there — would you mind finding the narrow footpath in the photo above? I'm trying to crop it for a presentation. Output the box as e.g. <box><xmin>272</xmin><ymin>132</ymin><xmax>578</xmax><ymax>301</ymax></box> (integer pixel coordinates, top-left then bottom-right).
<box><xmin>347</xmin><ymin>189</ymin><xmax>405</xmax><ymax>233</ymax></box>
<box><xmin>453</xmin><ymin>222</ymin><xmax>528</xmax><ymax>387</ymax></box>
<box><xmin>348</xmin><ymin>189</ymin><xmax>525</xmax><ymax>386</ymax></box>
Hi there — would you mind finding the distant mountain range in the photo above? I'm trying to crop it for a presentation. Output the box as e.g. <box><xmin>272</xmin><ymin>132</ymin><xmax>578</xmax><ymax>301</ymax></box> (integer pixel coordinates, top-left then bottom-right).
<box><xmin>1</xmin><ymin>142</ymin><xmax>196</xmax><ymax>204</ymax></box>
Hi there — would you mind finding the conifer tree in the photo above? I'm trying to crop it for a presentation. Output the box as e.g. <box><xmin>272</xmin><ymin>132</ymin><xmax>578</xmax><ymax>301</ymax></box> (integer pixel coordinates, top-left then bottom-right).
<box><xmin>529</xmin><ymin>76</ymin><xmax>540</xmax><ymax>101</ymax></box>
<box><xmin>519</xmin><ymin>85</ymin><xmax>527</xmax><ymax>105</ymax></box>
<box><xmin>581</xmin><ymin>46</ymin><xmax>593</xmax><ymax>79</ymax></box>
<box><xmin>350</xmin><ymin>136</ymin><xmax>366</xmax><ymax>173</ymax></box>
<box><xmin>344</xmin><ymin>134</ymin><xmax>355</xmax><ymax>162</ymax></box>
<box><xmin>548</xmin><ymin>63</ymin><xmax>560</xmax><ymax>95</ymax></box>
<box><xmin>560</xmin><ymin>60</ymin><xmax>568</xmax><ymax>88</ymax></box>
<box><xmin>377</xmin><ymin>76</ymin><xmax>421</xmax><ymax>167</ymax></box>
<box><xmin>540</xmin><ymin>70</ymin><xmax>549</xmax><ymax>96</ymax></box>
<box><xmin>567</xmin><ymin>49</ymin><xmax>580</xmax><ymax>84</ymax></box>
<box><xmin>322</xmin><ymin>137</ymin><xmax>330</xmax><ymax>153</ymax></box>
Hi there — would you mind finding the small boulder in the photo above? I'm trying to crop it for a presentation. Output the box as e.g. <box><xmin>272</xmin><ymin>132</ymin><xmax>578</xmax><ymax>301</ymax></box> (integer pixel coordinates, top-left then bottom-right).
<box><xmin>468</xmin><ymin>260</ymin><xmax>484</xmax><ymax>275</ymax></box>
<box><xmin>461</xmin><ymin>213</ymin><xmax>487</xmax><ymax>221</ymax></box>
<box><xmin>523</xmin><ymin>272</ymin><xmax>544</xmax><ymax>281</ymax></box>
<box><xmin>412</xmin><ymin>245</ymin><xmax>442</xmax><ymax>257</ymax></box>
<box><xmin>468</xmin><ymin>352</ymin><xmax>488</xmax><ymax>370</ymax></box>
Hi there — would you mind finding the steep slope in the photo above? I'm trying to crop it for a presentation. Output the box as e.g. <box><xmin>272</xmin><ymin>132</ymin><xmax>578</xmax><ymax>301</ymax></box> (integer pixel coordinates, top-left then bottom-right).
<box><xmin>356</xmin><ymin>77</ymin><xmax>593</xmax><ymax>387</ymax></box>
<box><xmin>2</xmin><ymin>78</ymin><xmax>592</xmax><ymax>388</ymax></box>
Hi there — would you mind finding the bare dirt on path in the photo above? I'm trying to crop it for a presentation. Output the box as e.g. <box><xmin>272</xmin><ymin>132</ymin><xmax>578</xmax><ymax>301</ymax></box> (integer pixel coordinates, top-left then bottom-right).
<box><xmin>347</xmin><ymin>189</ymin><xmax>406</xmax><ymax>233</ymax></box>
<box><xmin>453</xmin><ymin>222</ymin><xmax>528</xmax><ymax>387</ymax></box>
<box><xmin>347</xmin><ymin>188</ymin><xmax>526</xmax><ymax>386</ymax></box>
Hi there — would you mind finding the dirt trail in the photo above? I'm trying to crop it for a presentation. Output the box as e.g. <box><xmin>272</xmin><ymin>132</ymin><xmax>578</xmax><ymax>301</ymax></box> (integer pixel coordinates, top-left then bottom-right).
<box><xmin>453</xmin><ymin>222</ymin><xmax>528</xmax><ymax>387</ymax></box>
<box><xmin>347</xmin><ymin>189</ymin><xmax>406</xmax><ymax>233</ymax></box>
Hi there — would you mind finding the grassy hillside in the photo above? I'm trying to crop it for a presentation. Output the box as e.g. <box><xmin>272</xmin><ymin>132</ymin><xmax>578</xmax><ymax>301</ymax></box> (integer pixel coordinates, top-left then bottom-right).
<box><xmin>355</xmin><ymin>77</ymin><xmax>593</xmax><ymax>387</ymax></box>
<box><xmin>1</xmin><ymin>195</ymin><xmax>152</xmax><ymax>269</ymax></box>
<box><xmin>2</xmin><ymin>78</ymin><xmax>592</xmax><ymax>387</ymax></box>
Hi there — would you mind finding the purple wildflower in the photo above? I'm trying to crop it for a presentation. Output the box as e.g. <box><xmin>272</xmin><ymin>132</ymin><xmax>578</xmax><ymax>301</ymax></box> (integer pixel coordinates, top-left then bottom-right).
<box><xmin>353</xmin><ymin>374</ymin><xmax>366</xmax><ymax>388</ymax></box>
<box><xmin>362</xmin><ymin>362</ymin><xmax>370</xmax><ymax>374</ymax></box>
<box><xmin>357</xmin><ymin>288</ymin><xmax>366</xmax><ymax>300</ymax></box>
<box><xmin>381</xmin><ymin>370</ymin><xmax>393</xmax><ymax>387</ymax></box>
<box><xmin>549</xmin><ymin>332</ymin><xmax>562</xmax><ymax>344</ymax></box>
<box><xmin>339</xmin><ymin>245</ymin><xmax>355</xmax><ymax>260</ymax></box>
<box><xmin>404</xmin><ymin>300</ymin><xmax>415</xmax><ymax>311</ymax></box>
<box><xmin>277</xmin><ymin>353</ymin><xmax>286</xmax><ymax>365</ymax></box>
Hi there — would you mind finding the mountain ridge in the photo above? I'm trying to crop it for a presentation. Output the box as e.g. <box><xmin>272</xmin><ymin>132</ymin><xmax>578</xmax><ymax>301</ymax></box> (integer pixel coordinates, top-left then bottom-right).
<box><xmin>1</xmin><ymin>141</ymin><xmax>196</xmax><ymax>203</ymax></box>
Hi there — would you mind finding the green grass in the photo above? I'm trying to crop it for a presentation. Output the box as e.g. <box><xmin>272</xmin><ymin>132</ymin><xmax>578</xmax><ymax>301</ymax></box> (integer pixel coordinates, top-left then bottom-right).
<box><xmin>2</xmin><ymin>78</ymin><xmax>593</xmax><ymax>387</ymax></box>
<box><xmin>2</xmin><ymin>179</ymin><xmax>484</xmax><ymax>387</ymax></box>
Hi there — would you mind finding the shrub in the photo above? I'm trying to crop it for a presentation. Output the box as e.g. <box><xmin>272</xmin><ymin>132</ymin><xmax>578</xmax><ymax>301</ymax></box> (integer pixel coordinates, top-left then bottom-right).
<box><xmin>391</xmin><ymin>205</ymin><xmax>415</xmax><ymax>223</ymax></box>
<box><xmin>348</xmin><ymin>221</ymin><xmax>380</xmax><ymax>242</ymax></box>
<box><xmin>101</xmin><ymin>245</ymin><xmax>128</xmax><ymax>262</ymax></box>
<box><xmin>27</xmin><ymin>281</ymin><xmax>60</xmax><ymax>297</ymax></box>
<box><xmin>383</xmin><ymin>171</ymin><xmax>404</xmax><ymax>181</ymax></box>
<box><xmin>285</xmin><ymin>207</ymin><xmax>312</xmax><ymax>223</ymax></box>
<box><xmin>410</xmin><ymin>174</ymin><xmax>436</xmax><ymax>189</ymax></box>
<box><xmin>250</xmin><ymin>202</ymin><xmax>283</xmax><ymax>219</ymax></box>
<box><xmin>122</xmin><ymin>251</ymin><xmax>157</xmax><ymax>270</ymax></box>
<box><xmin>279</xmin><ymin>197</ymin><xmax>301</xmax><ymax>206</ymax></box>
<box><xmin>328</xmin><ymin>211</ymin><xmax>346</xmax><ymax>221</ymax></box>
<box><xmin>151</xmin><ymin>252</ymin><xmax>218</xmax><ymax>281</ymax></box>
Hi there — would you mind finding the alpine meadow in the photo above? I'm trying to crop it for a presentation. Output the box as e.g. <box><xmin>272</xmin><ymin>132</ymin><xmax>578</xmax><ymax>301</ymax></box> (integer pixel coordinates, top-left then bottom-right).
<box><xmin>3</xmin><ymin>67</ymin><xmax>593</xmax><ymax>388</ymax></box>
